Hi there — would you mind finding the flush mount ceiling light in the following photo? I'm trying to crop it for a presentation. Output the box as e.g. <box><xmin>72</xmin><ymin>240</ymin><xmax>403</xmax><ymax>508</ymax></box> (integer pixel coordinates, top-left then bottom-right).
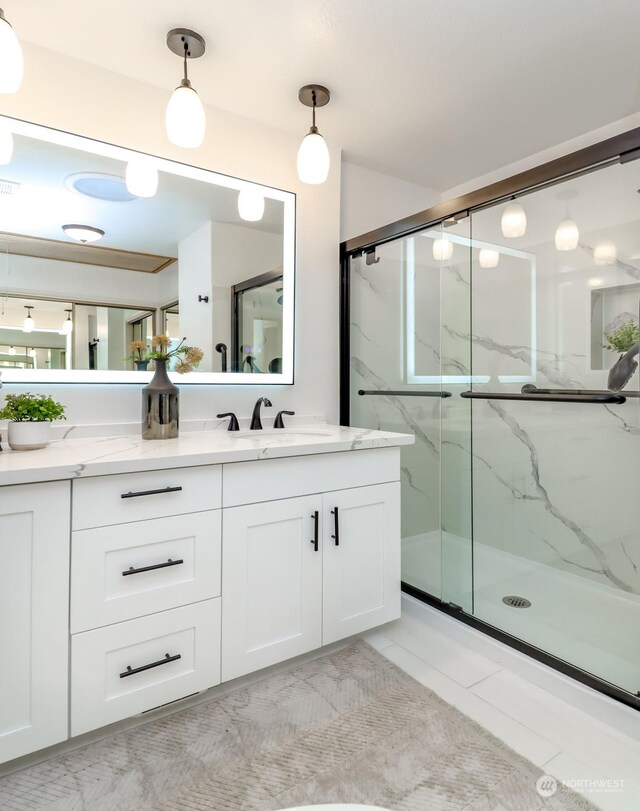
<box><xmin>297</xmin><ymin>84</ymin><xmax>331</xmax><ymax>185</ymax></box>
<box><xmin>61</xmin><ymin>308</ymin><xmax>73</xmax><ymax>334</ymax></box>
<box><xmin>0</xmin><ymin>120</ymin><xmax>12</xmax><ymax>164</ymax></box>
<box><xmin>0</xmin><ymin>8</ymin><xmax>23</xmax><ymax>94</ymax></box>
<box><xmin>66</xmin><ymin>172</ymin><xmax>138</xmax><ymax>202</ymax></box>
<box><xmin>165</xmin><ymin>28</ymin><xmax>206</xmax><ymax>149</ymax></box>
<box><xmin>237</xmin><ymin>187</ymin><xmax>265</xmax><ymax>221</ymax></box>
<box><xmin>23</xmin><ymin>305</ymin><xmax>34</xmax><ymax>332</ymax></box>
<box><xmin>555</xmin><ymin>218</ymin><xmax>579</xmax><ymax>251</ymax></box>
<box><xmin>501</xmin><ymin>200</ymin><xmax>527</xmax><ymax>238</ymax></box>
<box><xmin>432</xmin><ymin>238</ymin><xmax>453</xmax><ymax>261</ymax></box>
<box><xmin>125</xmin><ymin>157</ymin><xmax>159</xmax><ymax>198</ymax></box>
<box><xmin>62</xmin><ymin>224</ymin><xmax>105</xmax><ymax>243</ymax></box>
<box><xmin>479</xmin><ymin>248</ymin><xmax>500</xmax><ymax>268</ymax></box>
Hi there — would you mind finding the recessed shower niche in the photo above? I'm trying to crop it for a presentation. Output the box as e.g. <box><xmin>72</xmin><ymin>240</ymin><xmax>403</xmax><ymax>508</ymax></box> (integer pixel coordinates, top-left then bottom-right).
<box><xmin>590</xmin><ymin>281</ymin><xmax>640</xmax><ymax>372</ymax></box>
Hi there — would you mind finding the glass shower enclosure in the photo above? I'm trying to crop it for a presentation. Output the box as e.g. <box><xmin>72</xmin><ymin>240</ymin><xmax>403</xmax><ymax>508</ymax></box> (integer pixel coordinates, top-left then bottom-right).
<box><xmin>342</xmin><ymin>130</ymin><xmax>640</xmax><ymax>709</ymax></box>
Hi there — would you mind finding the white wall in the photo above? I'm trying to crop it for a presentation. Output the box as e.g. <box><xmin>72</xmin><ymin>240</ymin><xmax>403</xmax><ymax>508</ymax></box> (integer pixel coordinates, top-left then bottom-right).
<box><xmin>0</xmin><ymin>43</ymin><xmax>341</xmax><ymax>426</ymax></box>
<box><xmin>340</xmin><ymin>162</ymin><xmax>439</xmax><ymax>242</ymax></box>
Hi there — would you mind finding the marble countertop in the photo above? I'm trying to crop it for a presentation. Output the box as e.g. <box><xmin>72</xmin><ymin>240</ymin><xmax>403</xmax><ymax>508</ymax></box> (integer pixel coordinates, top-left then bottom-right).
<box><xmin>0</xmin><ymin>425</ymin><xmax>414</xmax><ymax>486</ymax></box>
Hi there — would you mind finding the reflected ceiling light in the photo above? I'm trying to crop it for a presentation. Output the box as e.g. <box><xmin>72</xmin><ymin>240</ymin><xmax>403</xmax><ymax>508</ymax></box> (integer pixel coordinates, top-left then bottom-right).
<box><xmin>555</xmin><ymin>219</ymin><xmax>579</xmax><ymax>251</ymax></box>
<box><xmin>165</xmin><ymin>28</ymin><xmax>206</xmax><ymax>149</ymax></box>
<box><xmin>588</xmin><ymin>277</ymin><xmax>604</xmax><ymax>288</ymax></box>
<box><xmin>62</xmin><ymin>224</ymin><xmax>105</xmax><ymax>243</ymax></box>
<box><xmin>23</xmin><ymin>305</ymin><xmax>34</xmax><ymax>332</ymax></box>
<box><xmin>432</xmin><ymin>238</ymin><xmax>453</xmax><ymax>261</ymax></box>
<box><xmin>479</xmin><ymin>248</ymin><xmax>500</xmax><ymax>268</ymax></box>
<box><xmin>8</xmin><ymin>345</ymin><xmax>15</xmax><ymax>355</ymax></box>
<box><xmin>125</xmin><ymin>157</ymin><xmax>158</xmax><ymax>198</ymax></box>
<box><xmin>237</xmin><ymin>187</ymin><xmax>265</xmax><ymax>221</ymax></box>
<box><xmin>297</xmin><ymin>84</ymin><xmax>331</xmax><ymax>184</ymax></box>
<box><xmin>594</xmin><ymin>241</ymin><xmax>617</xmax><ymax>265</ymax></box>
<box><xmin>0</xmin><ymin>120</ymin><xmax>12</xmax><ymax>164</ymax></box>
<box><xmin>501</xmin><ymin>201</ymin><xmax>527</xmax><ymax>238</ymax></box>
<box><xmin>61</xmin><ymin>308</ymin><xmax>73</xmax><ymax>334</ymax></box>
<box><xmin>0</xmin><ymin>8</ymin><xmax>23</xmax><ymax>94</ymax></box>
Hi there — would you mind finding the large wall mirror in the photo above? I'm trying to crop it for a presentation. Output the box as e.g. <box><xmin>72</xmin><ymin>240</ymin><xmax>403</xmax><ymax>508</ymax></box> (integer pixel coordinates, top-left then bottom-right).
<box><xmin>0</xmin><ymin>116</ymin><xmax>295</xmax><ymax>383</ymax></box>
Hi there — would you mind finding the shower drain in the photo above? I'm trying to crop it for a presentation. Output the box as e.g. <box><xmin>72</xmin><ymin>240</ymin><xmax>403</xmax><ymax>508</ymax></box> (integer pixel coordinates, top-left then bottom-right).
<box><xmin>502</xmin><ymin>595</ymin><xmax>532</xmax><ymax>608</ymax></box>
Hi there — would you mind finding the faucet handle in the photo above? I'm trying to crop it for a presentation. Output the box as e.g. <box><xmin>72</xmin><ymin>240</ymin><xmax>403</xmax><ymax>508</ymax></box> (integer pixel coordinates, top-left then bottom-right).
<box><xmin>274</xmin><ymin>410</ymin><xmax>295</xmax><ymax>429</ymax></box>
<box><xmin>217</xmin><ymin>412</ymin><xmax>240</xmax><ymax>432</ymax></box>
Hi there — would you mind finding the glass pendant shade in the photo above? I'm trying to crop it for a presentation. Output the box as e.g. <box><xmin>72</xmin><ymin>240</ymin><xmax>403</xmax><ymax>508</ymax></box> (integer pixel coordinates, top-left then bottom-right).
<box><xmin>0</xmin><ymin>11</ymin><xmax>23</xmax><ymax>93</ymax></box>
<box><xmin>0</xmin><ymin>123</ymin><xmax>13</xmax><ymax>164</ymax></box>
<box><xmin>62</xmin><ymin>313</ymin><xmax>73</xmax><ymax>334</ymax></box>
<box><xmin>165</xmin><ymin>82</ymin><xmax>206</xmax><ymax>148</ymax></box>
<box><xmin>297</xmin><ymin>130</ymin><xmax>330</xmax><ymax>184</ymax></box>
<box><xmin>594</xmin><ymin>242</ymin><xmax>617</xmax><ymax>265</ymax></box>
<box><xmin>237</xmin><ymin>188</ymin><xmax>265</xmax><ymax>221</ymax></box>
<box><xmin>501</xmin><ymin>203</ymin><xmax>527</xmax><ymax>238</ymax></box>
<box><xmin>432</xmin><ymin>238</ymin><xmax>453</xmax><ymax>261</ymax></box>
<box><xmin>23</xmin><ymin>313</ymin><xmax>34</xmax><ymax>333</ymax></box>
<box><xmin>126</xmin><ymin>158</ymin><xmax>159</xmax><ymax>197</ymax></box>
<box><xmin>555</xmin><ymin>219</ymin><xmax>579</xmax><ymax>251</ymax></box>
<box><xmin>479</xmin><ymin>248</ymin><xmax>500</xmax><ymax>268</ymax></box>
<box><xmin>8</xmin><ymin>345</ymin><xmax>15</xmax><ymax>355</ymax></box>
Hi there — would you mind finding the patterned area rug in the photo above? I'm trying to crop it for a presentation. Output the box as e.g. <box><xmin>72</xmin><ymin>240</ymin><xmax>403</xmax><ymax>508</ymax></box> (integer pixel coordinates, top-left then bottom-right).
<box><xmin>0</xmin><ymin>641</ymin><xmax>597</xmax><ymax>810</ymax></box>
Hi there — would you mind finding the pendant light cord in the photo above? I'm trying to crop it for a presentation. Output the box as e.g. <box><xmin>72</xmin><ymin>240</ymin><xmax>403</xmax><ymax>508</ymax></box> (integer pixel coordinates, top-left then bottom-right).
<box><xmin>183</xmin><ymin>41</ymin><xmax>189</xmax><ymax>83</ymax></box>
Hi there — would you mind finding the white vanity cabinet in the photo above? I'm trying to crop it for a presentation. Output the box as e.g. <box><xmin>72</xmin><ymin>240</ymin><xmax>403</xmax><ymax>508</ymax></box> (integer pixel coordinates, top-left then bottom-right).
<box><xmin>0</xmin><ymin>482</ymin><xmax>70</xmax><ymax>763</ymax></box>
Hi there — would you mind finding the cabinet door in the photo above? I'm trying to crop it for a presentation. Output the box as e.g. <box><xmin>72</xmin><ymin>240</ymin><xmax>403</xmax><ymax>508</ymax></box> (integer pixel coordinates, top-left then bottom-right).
<box><xmin>222</xmin><ymin>496</ymin><xmax>322</xmax><ymax>681</ymax></box>
<box><xmin>322</xmin><ymin>482</ymin><xmax>401</xmax><ymax>645</ymax></box>
<box><xmin>0</xmin><ymin>482</ymin><xmax>70</xmax><ymax>764</ymax></box>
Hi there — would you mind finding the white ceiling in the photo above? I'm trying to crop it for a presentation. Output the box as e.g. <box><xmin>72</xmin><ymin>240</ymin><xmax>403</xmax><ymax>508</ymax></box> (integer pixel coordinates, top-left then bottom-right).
<box><xmin>10</xmin><ymin>1</ymin><xmax>640</xmax><ymax>190</ymax></box>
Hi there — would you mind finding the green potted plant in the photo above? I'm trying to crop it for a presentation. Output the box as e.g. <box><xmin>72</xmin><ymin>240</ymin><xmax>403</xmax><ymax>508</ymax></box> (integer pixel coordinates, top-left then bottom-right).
<box><xmin>0</xmin><ymin>393</ymin><xmax>66</xmax><ymax>450</ymax></box>
<box><xmin>602</xmin><ymin>320</ymin><xmax>640</xmax><ymax>354</ymax></box>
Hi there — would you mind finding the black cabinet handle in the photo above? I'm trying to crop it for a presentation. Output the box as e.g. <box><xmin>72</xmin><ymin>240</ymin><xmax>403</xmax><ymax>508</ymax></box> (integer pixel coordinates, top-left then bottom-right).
<box><xmin>311</xmin><ymin>510</ymin><xmax>319</xmax><ymax>551</ymax></box>
<box><xmin>121</xmin><ymin>486</ymin><xmax>183</xmax><ymax>499</ymax></box>
<box><xmin>122</xmin><ymin>558</ymin><xmax>184</xmax><ymax>577</ymax></box>
<box><xmin>119</xmin><ymin>652</ymin><xmax>181</xmax><ymax>679</ymax></box>
<box><xmin>331</xmin><ymin>507</ymin><xmax>340</xmax><ymax>546</ymax></box>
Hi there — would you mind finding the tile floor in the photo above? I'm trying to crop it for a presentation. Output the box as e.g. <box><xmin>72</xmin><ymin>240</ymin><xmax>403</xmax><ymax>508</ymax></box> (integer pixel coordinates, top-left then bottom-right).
<box><xmin>362</xmin><ymin>608</ymin><xmax>640</xmax><ymax>811</ymax></box>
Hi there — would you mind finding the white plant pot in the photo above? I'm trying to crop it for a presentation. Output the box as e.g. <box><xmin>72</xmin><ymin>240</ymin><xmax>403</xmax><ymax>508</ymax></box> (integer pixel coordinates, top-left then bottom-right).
<box><xmin>7</xmin><ymin>421</ymin><xmax>51</xmax><ymax>451</ymax></box>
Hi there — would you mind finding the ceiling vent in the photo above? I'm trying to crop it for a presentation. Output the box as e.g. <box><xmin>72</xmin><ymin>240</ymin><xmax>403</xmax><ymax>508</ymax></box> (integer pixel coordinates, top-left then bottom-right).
<box><xmin>0</xmin><ymin>179</ymin><xmax>20</xmax><ymax>197</ymax></box>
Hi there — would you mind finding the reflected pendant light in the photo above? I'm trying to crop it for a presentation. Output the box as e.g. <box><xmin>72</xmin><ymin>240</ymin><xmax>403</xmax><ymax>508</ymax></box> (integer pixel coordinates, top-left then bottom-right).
<box><xmin>0</xmin><ymin>8</ymin><xmax>23</xmax><ymax>94</ymax></box>
<box><xmin>479</xmin><ymin>248</ymin><xmax>500</xmax><ymax>268</ymax></box>
<box><xmin>8</xmin><ymin>345</ymin><xmax>15</xmax><ymax>354</ymax></box>
<box><xmin>165</xmin><ymin>28</ymin><xmax>206</xmax><ymax>148</ymax></box>
<box><xmin>297</xmin><ymin>84</ymin><xmax>331</xmax><ymax>184</ymax></box>
<box><xmin>501</xmin><ymin>200</ymin><xmax>527</xmax><ymax>238</ymax></box>
<box><xmin>126</xmin><ymin>157</ymin><xmax>159</xmax><ymax>197</ymax></box>
<box><xmin>555</xmin><ymin>219</ymin><xmax>579</xmax><ymax>251</ymax></box>
<box><xmin>237</xmin><ymin>187</ymin><xmax>265</xmax><ymax>221</ymax></box>
<box><xmin>62</xmin><ymin>224</ymin><xmax>105</xmax><ymax>243</ymax></box>
<box><xmin>0</xmin><ymin>119</ymin><xmax>12</xmax><ymax>164</ymax></box>
<box><xmin>432</xmin><ymin>238</ymin><xmax>453</xmax><ymax>261</ymax></box>
<box><xmin>594</xmin><ymin>242</ymin><xmax>617</xmax><ymax>265</ymax></box>
<box><xmin>61</xmin><ymin>308</ymin><xmax>73</xmax><ymax>334</ymax></box>
<box><xmin>23</xmin><ymin>305</ymin><xmax>34</xmax><ymax>332</ymax></box>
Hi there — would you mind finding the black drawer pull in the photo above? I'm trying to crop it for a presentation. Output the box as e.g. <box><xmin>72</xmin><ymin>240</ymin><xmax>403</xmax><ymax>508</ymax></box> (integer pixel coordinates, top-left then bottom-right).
<box><xmin>119</xmin><ymin>652</ymin><xmax>181</xmax><ymax>679</ymax></box>
<box><xmin>311</xmin><ymin>510</ymin><xmax>319</xmax><ymax>551</ymax></box>
<box><xmin>331</xmin><ymin>507</ymin><xmax>340</xmax><ymax>546</ymax></box>
<box><xmin>121</xmin><ymin>486</ymin><xmax>183</xmax><ymax>499</ymax></box>
<box><xmin>122</xmin><ymin>558</ymin><xmax>184</xmax><ymax>577</ymax></box>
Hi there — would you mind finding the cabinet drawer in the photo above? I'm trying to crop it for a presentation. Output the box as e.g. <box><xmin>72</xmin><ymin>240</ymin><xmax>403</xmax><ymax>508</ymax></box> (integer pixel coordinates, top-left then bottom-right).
<box><xmin>223</xmin><ymin>447</ymin><xmax>400</xmax><ymax>507</ymax></box>
<box><xmin>71</xmin><ymin>599</ymin><xmax>221</xmax><ymax>737</ymax></box>
<box><xmin>73</xmin><ymin>465</ymin><xmax>221</xmax><ymax>530</ymax></box>
<box><xmin>71</xmin><ymin>511</ymin><xmax>221</xmax><ymax>633</ymax></box>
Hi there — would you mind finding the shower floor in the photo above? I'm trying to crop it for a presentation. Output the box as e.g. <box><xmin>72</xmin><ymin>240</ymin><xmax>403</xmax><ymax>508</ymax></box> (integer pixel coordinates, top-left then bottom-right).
<box><xmin>402</xmin><ymin>532</ymin><xmax>640</xmax><ymax>697</ymax></box>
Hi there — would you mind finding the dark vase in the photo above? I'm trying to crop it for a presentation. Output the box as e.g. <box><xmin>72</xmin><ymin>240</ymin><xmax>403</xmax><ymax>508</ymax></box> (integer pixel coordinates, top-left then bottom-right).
<box><xmin>135</xmin><ymin>359</ymin><xmax>150</xmax><ymax>371</ymax></box>
<box><xmin>141</xmin><ymin>359</ymin><xmax>179</xmax><ymax>440</ymax></box>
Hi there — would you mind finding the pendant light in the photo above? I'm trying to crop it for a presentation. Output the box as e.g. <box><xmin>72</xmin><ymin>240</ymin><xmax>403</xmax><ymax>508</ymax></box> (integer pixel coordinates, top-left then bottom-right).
<box><xmin>0</xmin><ymin>8</ymin><xmax>23</xmax><ymax>94</ymax></box>
<box><xmin>61</xmin><ymin>308</ymin><xmax>73</xmax><ymax>334</ymax></box>
<box><xmin>432</xmin><ymin>238</ymin><xmax>453</xmax><ymax>261</ymax></box>
<box><xmin>237</xmin><ymin>187</ymin><xmax>265</xmax><ymax>221</ymax></box>
<box><xmin>126</xmin><ymin>157</ymin><xmax>159</xmax><ymax>197</ymax></box>
<box><xmin>297</xmin><ymin>84</ymin><xmax>331</xmax><ymax>184</ymax></box>
<box><xmin>62</xmin><ymin>224</ymin><xmax>105</xmax><ymax>243</ymax></box>
<box><xmin>23</xmin><ymin>305</ymin><xmax>34</xmax><ymax>332</ymax></box>
<box><xmin>165</xmin><ymin>29</ymin><xmax>206</xmax><ymax>149</ymax></box>
<box><xmin>479</xmin><ymin>248</ymin><xmax>500</xmax><ymax>268</ymax></box>
<box><xmin>501</xmin><ymin>199</ymin><xmax>527</xmax><ymax>238</ymax></box>
<box><xmin>554</xmin><ymin>218</ymin><xmax>579</xmax><ymax>251</ymax></box>
<box><xmin>594</xmin><ymin>242</ymin><xmax>617</xmax><ymax>265</ymax></box>
<box><xmin>0</xmin><ymin>119</ymin><xmax>12</xmax><ymax>164</ymax></box>
<box><xmin>8</xmin><ymin>345</ymin><xmax>15</xmax><ymax>355</ymax></box>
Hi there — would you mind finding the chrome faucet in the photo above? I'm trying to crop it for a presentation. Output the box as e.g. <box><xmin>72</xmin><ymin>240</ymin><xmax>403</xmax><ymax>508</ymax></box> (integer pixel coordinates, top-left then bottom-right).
<box><xmin>250</xmin><ymin>397</ymin><xmax>272</xmax><ymax>430</ymax></box>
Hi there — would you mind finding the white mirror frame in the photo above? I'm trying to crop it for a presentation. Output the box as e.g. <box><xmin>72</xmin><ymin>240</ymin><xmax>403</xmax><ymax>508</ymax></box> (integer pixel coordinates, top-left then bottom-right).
<box><xmin>0</xmin><ymin>116</ymin><xmax>296</xmax><ymax>385</ymax></box>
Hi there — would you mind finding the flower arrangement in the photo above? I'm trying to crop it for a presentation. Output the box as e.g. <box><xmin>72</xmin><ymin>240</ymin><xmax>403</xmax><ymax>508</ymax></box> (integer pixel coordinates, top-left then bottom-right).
<box><xmin>0</xmin><ymin>393</ymin><xmax>66</xmax><ymax>422</ymax></box>
<box><xmin>126</xmin><ymin>340</ymin><xmax>149</xmax><ymax>362</ymax></box>
<box><xmin>602</xmin><ymin>320</ymin><xmax>640</xmax><ymax>354</ymax></box>
<box><xmin>147</xmin><ymin>335</ymin><xmax>204</xmax><ymax>374</ymax></box>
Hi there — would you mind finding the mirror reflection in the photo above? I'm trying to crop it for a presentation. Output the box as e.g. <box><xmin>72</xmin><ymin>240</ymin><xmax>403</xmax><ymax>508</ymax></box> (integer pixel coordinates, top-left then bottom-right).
<box><xmin>0</xmin><ymin>118</ymin><xmax>295</xmax><ymax>383</ymax></box>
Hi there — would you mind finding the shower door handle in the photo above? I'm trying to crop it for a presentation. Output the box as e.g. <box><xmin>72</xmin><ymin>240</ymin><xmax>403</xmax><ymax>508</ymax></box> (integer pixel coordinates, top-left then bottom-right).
<box><xmin>358</xmin><ymin>389</ymin><xmax>452</xmax><ymax>398</ymax></box>
<box><xmin>460</xmin><ymin>391</ymin><xmax>626</xmax><ymax>404</ymax></box>
<box><xmin>522</xmin><ymin>384</ymin><xmax>640</xmax><ymax>398</ymax></box>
